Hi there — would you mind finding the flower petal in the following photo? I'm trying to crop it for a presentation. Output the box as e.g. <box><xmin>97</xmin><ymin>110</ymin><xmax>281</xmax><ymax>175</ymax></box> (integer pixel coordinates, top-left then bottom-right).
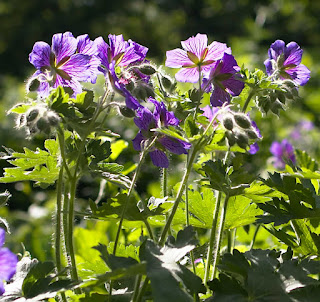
<box><xmin>158</xmin><ymin>137</ymin><xmax>190</xmax><ymax>155</ymax></box>
<box><xmin>29</xmin><ymin>42</ymin><xmax>51</xmax><ymax>69</ymax></box>
<box><xmin>60</xmin><ymin>53</ymin><xmax>91</xmax><ymax>82</ymax></box>
<box><xmin>96</xmin><ymin>37</ymin><xmax>110</xmax><ymax>71</ymax></box>
<box><xmin>219</xmin><ymin>53</ymin><xmax>240</xmax><ymax>74</ymax></box>
<box><xmin>264</xmin><ymin>59</ymin><xmax>274</xmax><ymax>76</ymax></box>
<box><xmin>284</xmin><ymin>42</ymin><xmax>302</xmax><ymax>66</ymax></box>
<box><xmin>181</xmin><ymin>33</ymin><xmax>208</xmax><ymax>58</ymax></box>
<box><xmin>0</xmin><ymin>247</ymin><xmax>18</xmax><ymax>281</ymax></box>
<box><xmin>165</xmin><ymin>49</ymin><xmax>191</xmax><ymax>68</ymax></box>
<box><xmin>224</xmin><ymin>76</ymin><xmax>245</xmax><ymax>96</ymax></box>
<box><xmin>210</xmin><ymin>86</ymin><xmax>231</xmax><ymax>107</ymax></box>
<box><xmin>248</xmin><ymin>142</ymin><xmax>259</xmax><ymax>154</ymax></box>
<box><xmin>132</xmin><ymin>132</ymin><xmax>144</xmax><ymax>151</ymax></box>
<box><xmin>76</xmin><ymin>34</ymin><xmax>97</xmax><ymax>56</ymax></box>
<box><xmin>134</xmin><ymin>107</ymin><xmax>154</xmax><ymax>131</ymax></box>
<box><xmin>0</xmin><ymin>229</ymin><xmax>5</xmax><ymax>248</ymax></box>
<box><xmin>149</xmin><ymin>149</ymin><xmax>169</xmax><ymax>168</ymax></box>
<box><xmin>52</xmin><ymin>32</ymin><xmax>77</xmax><ymax>63</ymax></box>
<box><xmin>268</xmin><ymin>40</ymin><xmax>285</xmax><ymax>60</ymax></box>
<box><xmin>206</xmin><ymin>41</ymin><xmax>231</xmax><ymax>62</ymax></box>
<box><xmin>285</xmin><ymin>64</ymin><xmax>311</xmax><ymax>86</ymax></box>
<box><xmin>175</xmin><ymin>67</ymin><xmax>199</xmax><ymax>83</ymax></box>
<box><xmin>270</xmin><ymin>141</ymin><xmax>283</xmax><ymax>157</ymax></box>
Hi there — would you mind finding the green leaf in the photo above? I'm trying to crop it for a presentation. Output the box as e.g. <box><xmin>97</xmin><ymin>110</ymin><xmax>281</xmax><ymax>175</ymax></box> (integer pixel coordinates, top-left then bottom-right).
<box><xmin>139</xmin><ymin>227</ymin><xmax>206</xmax><ymax>302</ymax></box>
<box><xmin>0</xmin><ymin>139</ymin><xmax>59</xmax><ymax>186</ymax></box>
<box><xmin>184</xmin><ymin>114</ymin><xmax>199</xmax><ymax>138</ymax></box>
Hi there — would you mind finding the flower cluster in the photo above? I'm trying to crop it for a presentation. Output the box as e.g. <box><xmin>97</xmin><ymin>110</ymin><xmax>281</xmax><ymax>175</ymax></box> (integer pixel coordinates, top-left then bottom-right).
<box><xmin>0</xmin><ymin>228</ymin><xmax>18</xmax><ymax>295</ymax></box>
<box><xmin>132</xmin><ymin>98</ymin><xmax>191</xmax><ymax>168</ymax></box>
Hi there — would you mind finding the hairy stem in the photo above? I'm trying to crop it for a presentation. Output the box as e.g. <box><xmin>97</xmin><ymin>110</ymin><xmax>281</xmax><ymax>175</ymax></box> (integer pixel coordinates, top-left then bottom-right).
<box><xmin>211</xmin><ymin>194</ymin><xmax>230</xmax><ymax>280</ymax></box>
<box><xmin>204</xmin><ymin>191</ymin><xmax>222</xmax><ymax>284</ymax></box>
<box><xmin>242</xmin><ymin>89</ymin><xmax>256</xmax><ymax>113</ymax></box>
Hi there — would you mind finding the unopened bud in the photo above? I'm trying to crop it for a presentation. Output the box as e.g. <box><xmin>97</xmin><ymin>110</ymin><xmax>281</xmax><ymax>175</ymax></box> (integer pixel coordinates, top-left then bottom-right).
<box><xmin>234</xmin><ymin>114</ymin><xmax>251</xmax><ymax>129</ymax></box>
<box><xmin>225</xmin><ymin>131</ymin><xmax>236</xmax><ymax>146</ymax></box>
<box><xmin>27</xmin><ymin>78</ymin><xmax>40</xmax><ymax>92</ymax></box>
<box><xmin>26</xmin><ymin>109</ymin><xmax>39</xmax><ymax>124</ymax></box>
<box><xmin>47</xmin><ymin>112</ymin><xmax>60</xmax><ymax>126</ymax></box>
<box><xmin>119</xmin><ymin>106</ymin><xmax>136</xmax><ymax>118</ymax></box>
<box><xmin>246</xmin><ymin>129</ymin><xmax>259</xmax><ymax>140</ymax></box>
<box><xmin>222</xmin><ymin>115</ymin><xmax>234</xmax><ymax>131</ymax></box>
<box><xmin>138</xmin><ymin>65</ymin><xmax>157</xmax><ymax>75</ymax></box>
<box><xmin>235</xmin><ymin>131</ymin><xmax>249</xmax><ymax>149</ymax></box>
<box><xmin>36</xmin><ymin>117</ymin><xmax>50</xmax><ymax>132</ymax></box>
<box><xmin>161</xmin><ymin>76</ymin><xmax>173</xmax><ymax>90</ymax></box>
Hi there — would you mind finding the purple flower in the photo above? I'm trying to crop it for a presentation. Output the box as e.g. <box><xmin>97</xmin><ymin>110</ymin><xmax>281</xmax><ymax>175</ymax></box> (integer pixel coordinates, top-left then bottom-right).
<box><xmin>291</xmin><ymin>119</ymin><xmax>314</xmax><ymax>140</ymax></box>
<box><xmin>132</xmin><ymin>98</ymin><xmax>191</xmax><ymax>168</ymax></box>
<box><xmin>96</xmin><ymin>34</ymin><xmax>148</xmax><ymax>72</ymax></box>
<box><xmin>165</xmin><ymin>33</ymin><xmax>231</xmax><ymax>83</ymax></box>
<box><xmin>0</xmin><ymin>228</ymin><xmax>18</xmax><ymax>295</ymax></box>
<box><xmin>264</xmin><ymin>40</ymin><xmax>310</xmax><ymax>86</ymax></box>
<box><xmin>202</xmin><ymin>53</ymin><xmax>244</xmax><ymax>107</ymax></box>
<box><xmin>29</xmin><ymin>32</ymin><xmax>98</xmax><ymax>97</ymax></box>
<box><xmin>270</xmin><ymin>139</ymin><xmax>296</xmax><ymax>169</ymax></box>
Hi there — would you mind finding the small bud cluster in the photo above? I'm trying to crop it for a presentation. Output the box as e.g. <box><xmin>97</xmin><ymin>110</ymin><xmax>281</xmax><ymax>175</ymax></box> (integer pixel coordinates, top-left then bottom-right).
<box><xmin>256</xmin><ymin>80</ymin><xmax>299</xmax><ymax>115</ymax></box>
<box><xmin>222</xmin><ymin>112</ymin><xmax>260</xmax><ymax>149</ymax></box>
<box><xmin>18</xmin><ymin>106</ymin><xmax>61</xmax><ymax>136</ymax></box>
<box><xmin>124</xmin><ymin>64</ymin><xmax>157</xmax><ymax>100</ymax></box>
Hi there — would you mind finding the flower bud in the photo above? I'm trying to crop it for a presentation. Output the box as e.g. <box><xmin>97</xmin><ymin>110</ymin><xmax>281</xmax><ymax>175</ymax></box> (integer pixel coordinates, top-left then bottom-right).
<box><xmin>161</xmin><ymin>76</ymin><xmax>173</xmax><ymax>90</ymax></box>
<box><xmin>225</xmin><ymin>131</ymin><xmax>236</xmax><ymax>146</ymax></box>
<box><xmin>222</xmin><ymin>115</ymin><xmax>234</xmax><ymax>131</ymax></box>
<box><xmin>26</xmin><ymin>109</ymin><xmax>39</xmax><ymax>124</ymax></box>
<box><xmin>47</xmin><ymin>111</ymin><xmax>60</xmax><ymax>127</ymax></box>
<box><xmin>234</xmin><ymin>113</ymin><xmax>251</xmax><ymax>129</ymax></box>
<box><xmin>26</xmin><ymin>78</ymin><xmax>40</xmax><ymax>92</ymax></box>
<box><xmin>138</xmin><ymin>65</ymin><xmax>157</xmax><ymax>75</ymax></box>
<box><xmin>246</xmin><ymin>129</ymin><xmax>259</xmax><ymax>140</ymax></box>
<box><xmin>119</xmin><ymin>106</ymin><xmax>136</xmax><ymax>118</ymax></box>
<box><xmin>235</xmin><ymin>130</ymin><xmax>249</xmax><ymax>149</ymax></box>
<box><xmin>36</xmin><ymin>117</ymin><xmax>50</xmax><ymax>132</ymax></box>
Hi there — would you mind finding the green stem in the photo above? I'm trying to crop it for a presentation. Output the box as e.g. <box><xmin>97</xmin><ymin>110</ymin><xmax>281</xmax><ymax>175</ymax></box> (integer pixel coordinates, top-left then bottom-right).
<box><xmin>66</xmin><ymin>176</ymin><xmax>81</xmax><ymax>293</ymax></box>
<box><xmin>161</xmin><ymin>166</ymin><xmax>167</xmax><ymax>198</ymax></box>
<box><xmin>211</xmin><ymin>194</ymin><xmax>230</xmax><ymax>280</ymax></box>
<box><xmin>159</xmin><ymin>145</ymin><xmax>199</xmax><ymax>245</ymax></box>
<box><xmin>250</xmin><ymin>224</ymin><xmax>261</xmax><ymax>249</ymax></box>
<box><xmin>227</xmin><ymin>228</ymin><xmax>236</xmax><ymax>254</ymax></box>
<box><xmin>135</xmin><ymin>277</ymin><xmax>149</xmax><ymax>302</ymax></box>
<box><xmin>131</xmin><ymin>274</ymin><xmax>142</xmax><ymax>302</ymax></box>
<box><xmin>242</xmin><ymin>89</ymin><xmax>256</xmax><ymax>113</ymax></box>
<box><xmin>55</xmin><ymin>167</ymin><xmax>64</xmax><ymax>273</ymax></box>
<box><xmin>204</xmin><ymin>191</ymin><xmax>222</xmax><ymax>284</ymax></box>
<box><xmin>113</xmin><ymin>137</ymin><xmax>156</xmax><ymax>255</ymax></box>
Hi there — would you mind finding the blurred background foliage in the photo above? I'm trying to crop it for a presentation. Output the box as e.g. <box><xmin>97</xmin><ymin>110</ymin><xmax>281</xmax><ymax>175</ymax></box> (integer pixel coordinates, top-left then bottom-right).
<box><xmin>1</xmin><ymin>0</ymin><xmax>320</xmax><ymax>259</ymax></box>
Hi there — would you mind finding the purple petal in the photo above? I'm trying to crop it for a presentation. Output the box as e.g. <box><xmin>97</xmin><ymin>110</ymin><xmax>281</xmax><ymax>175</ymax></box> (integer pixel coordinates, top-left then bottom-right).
<box><xmin>52</xmin><ymin>32</ymin><xmax>77</xmax><ymax>64</ymax></box>
<box><xmin>59</xmin><ymin>53</ymin><xmax>91</xmax><ymax>81</ymax></box>
<box><xmin>201</xmin><ymin>105</ymin><xmax>219</xmax><ymax>121</ymax></box>
<box><xmin>223</xmin><ymin>77</ymin><xmax>245</xmax><ymax>96</ymax></box>
<box><xmin>0</xmin><ymin>248</ymin><xmax>18</xmax><ymax>281</ymax></box>
<box><xmin>210</xmin><ymin>86</ymin><xmax>231</xmax><ymax>107</ymax></box>
<box><xmin>175</xmin><ymin>67</ymin><xmax>199</xmax><ymax>83</ymax></box>
<box><xmin>29</xmin><ymin>42</ymin><xmax>51</xmax><ymax>69</ymax></box>
<box><xmin>219</xmin><ymin>53</ymin><xmax>240</xmax><ymax>74</ymax></box>
<box><xmin>268</xmin><ymin>40</ymin><xmax>286</xmax><ymax>60</ymax></box>
<box><xmin>125</xmin><ymin>93</ymin><xmax>142</xmax><ymax>110</ymax></box>
<box><xmin>285</xmin><ymin>64</ymin><xmax>311</xmax><ymax>86</ymax></box>
<box><xmin>165</xmin><ymin>49</ymin><xmax>191</xmax><ymax>68</ymax></box>
<box><xmin>129</xmin><ymin>40</ymin><xmax>148</xmax><ymax>60</ymax></box>
<box><xmin>54</xmin><ymin>75</ymin><xmax>82</xmax><ymax>96</ymax></box>
<box><xmin>149</xmin><ymin>149</ymin><xmax>169</xmax><ymax>168</ymax></box>
<box><xmin>132</xmin><ymin>132</ymin><xmax>144</xmax><ymax>151</ymax></box>
<box><xmin>206</xmin><ymin>41</ymin><xmax>231</xmax><ymax>61</ymax></box>
<box><xmin>76</xmin><ymin>34</ymin><xmax>97</xmax><ymax>56</ymax></box>
<box><xmin>270</xmin><ymin>141</ymin><xmax>283</xmax><ymax>157</ymax></box>
<box><xmin>120</xmin><ymin>46</ymin><xmax>144</xmax><ymax>67</ymax></box>
<box><xmin>134</xmin><ymin>107</ymin><xmax>154</xmax><ymax>131</ymax></box>
<box><xmin>96</xmin><ymin>37</ymin><xmax>110</xmax><ymax>71</ymax></box>
<box><xmin>264</xmin><ymin>59</ymin><xmax>274</xmax><ymax>76</ymax></box>
<box><xmin>0</xmin><ymin>229</ymin><xmax>5</xmax><ymax>247</ymax></box>
<box><xmin>108</xmin><ymin>34</ymin><xmax>128</xmax><ymax>60</ymax></box>
<box><xmin>158</xmin><ymin>137</ymin><xmax>190</xmax><ymax>155</ymax></box>
<box><xmin>284</xmin><ymin>42</ymin><xmax>302</xmax><ymax>66</ymax></box>
<box><xmin>181</xmin><ymin>33</ymin><xmax>208</xmax><ymax>58</ymax></box>
<box><xmin>248</xmin><ymin>142</ymin><xmax>259</xmax><ymax>154</ymax></box>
